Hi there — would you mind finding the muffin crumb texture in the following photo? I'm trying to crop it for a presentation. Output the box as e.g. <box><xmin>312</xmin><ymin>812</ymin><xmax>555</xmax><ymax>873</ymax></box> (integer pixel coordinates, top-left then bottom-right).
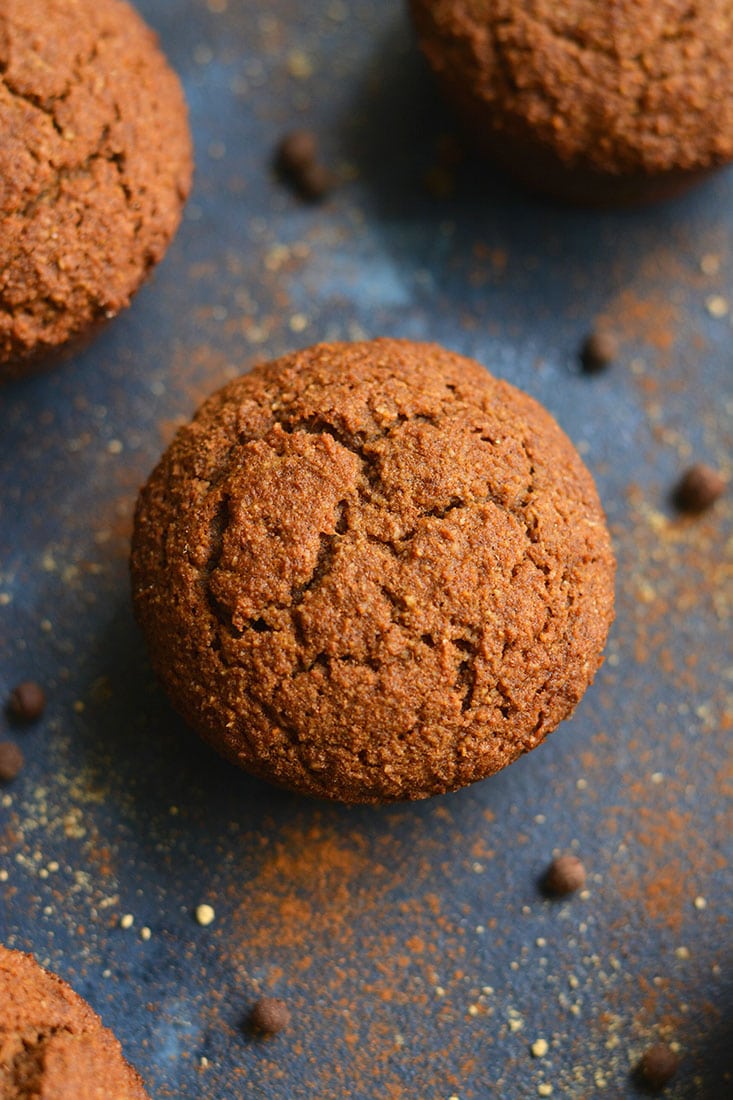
<box><xmin>0</xmin><ymin>946</ymin><xmax>149</xmax><ymax>1099</ymax></box>
<box><xmin>131</xmin><ymin>339</ymin><xmax>615</xmax><ymax>803</ymax></box>
<box><xmin>0</xmin><ymin>0</ymin><xmax>192</xmax><ymax>377</ymax></box>
<box><xmin>410</xmin><ymin>0</ymin><xmax>733</xmax><ymax>202</ymax></box>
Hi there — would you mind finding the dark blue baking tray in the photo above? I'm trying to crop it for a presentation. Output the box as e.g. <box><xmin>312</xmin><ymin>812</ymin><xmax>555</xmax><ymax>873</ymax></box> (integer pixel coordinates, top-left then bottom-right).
<box><xmin>0</xmin><ymin>2</ymin><xmax>731</xmax><ymax>1097</ymax></box>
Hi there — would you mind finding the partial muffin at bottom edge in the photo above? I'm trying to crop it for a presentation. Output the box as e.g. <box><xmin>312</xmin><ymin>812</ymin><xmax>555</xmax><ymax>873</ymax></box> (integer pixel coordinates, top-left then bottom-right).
<box><xmin>0</xmin><ymin>945</ymin><xmax>150</xmax><ymax>1099</ymax></box>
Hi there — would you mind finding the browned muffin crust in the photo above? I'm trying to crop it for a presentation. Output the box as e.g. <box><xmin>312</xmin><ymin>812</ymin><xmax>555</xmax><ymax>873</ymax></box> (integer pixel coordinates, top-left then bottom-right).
<box><xmin>0</xmin><ymin>0</ymin><xmax>193</xmax><ymax>379</ymax></box>
<box><xmin>409</xmin><ymin>0</ymin><xmax>733</xmax><ymax>203</ymax></box>
<box><xmin>0</xmin><ymin>946</ymin><xmax>150</xmax><ymax>1099</ymax></box>
<box><xmin>131</xmin><ymin>339</ymin><xmax>615</xmax><ymax>804</ymax></box>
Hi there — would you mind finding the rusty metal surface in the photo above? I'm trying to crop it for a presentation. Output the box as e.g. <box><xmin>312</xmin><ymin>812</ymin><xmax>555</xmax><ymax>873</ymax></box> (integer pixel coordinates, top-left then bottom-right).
<box><xmin>0</xmin><ymin>2</ymin><xmax>731</xmax><ymax>1097</ymax></box>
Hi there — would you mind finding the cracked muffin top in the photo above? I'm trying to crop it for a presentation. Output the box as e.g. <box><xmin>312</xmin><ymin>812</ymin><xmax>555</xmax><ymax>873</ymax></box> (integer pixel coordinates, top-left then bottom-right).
<box><xmin>131</xmin><ymin>339</ymin><xmax>615</xmax><ymax>804</ymax></box>
<box><xmin>0</xmin><ymin>0</ymin><xmax>192</xmax><ymax>378</ymax></box>
<box><xmin>0</xmin><ymin>946</ymin><xmax>149</xmax><ymax>1099</ymax></box>
<box><xmin>410</xmin><ymin>0</ymin><xmax>733</xmax><ymax>202</ymax></box>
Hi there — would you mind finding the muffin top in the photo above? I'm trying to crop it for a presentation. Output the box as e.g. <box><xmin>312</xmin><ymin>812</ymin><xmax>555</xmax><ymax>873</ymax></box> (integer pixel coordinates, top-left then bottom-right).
<box><xmin>411</xmin><ymin>0</ymin><xmax>733</xmax><ymax>177</ymax></box>
<box><xmin>131</xmin><ymin>339</ymin><xmax>615</xmax><ymax>803</ymax></box>
<box><xmin>0</xmin><ymin>0</ymin><xmax>192</xmax><ymax>375</ymax></box>
<box><xmin>0</xmin><ymin>946</ymin><xmax>149</xmax><ymax>1099</ymax></box>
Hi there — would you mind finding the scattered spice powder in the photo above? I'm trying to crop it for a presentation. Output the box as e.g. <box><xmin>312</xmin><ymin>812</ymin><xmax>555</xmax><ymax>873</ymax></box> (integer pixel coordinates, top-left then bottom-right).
<box><xmin>595</xmin><ymin>285</ymin><xmax>680</xmax><ymax>361</ymax></box>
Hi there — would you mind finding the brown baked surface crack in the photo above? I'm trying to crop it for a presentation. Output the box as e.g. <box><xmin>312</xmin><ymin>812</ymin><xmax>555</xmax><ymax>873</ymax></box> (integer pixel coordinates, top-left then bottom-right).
<box><xmin>131</xmin><ymin>339</ymin><xmax>615</xmax><ymax>803</ymax></box>
<box><xmin>410</xmin><ymin>0</ymin><xmax>733</xmax><ymax>194</ymax></box>
<box><xmin>0</xmin><ymin>0</ymin><xmax>192</xmax><ymax>374</ymax></box>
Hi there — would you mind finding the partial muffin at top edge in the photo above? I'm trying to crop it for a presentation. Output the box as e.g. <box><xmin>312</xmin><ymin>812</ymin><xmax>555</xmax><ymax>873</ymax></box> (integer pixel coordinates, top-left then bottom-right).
<box><xmin>0</xmin><ymin>0</ymin><xmax>193</xmax><ymax>380</ymax></box>
<box><xmin>131</xmin><ymin>338</ymin><xmax>616</xmax><ymax>804</ymax></box>
<box><xmin>409</xmin><ymin>0</ymin><xmax>733</xmax><ymax>204</ymax></box>
<box><xmin>0</xmin><ymin>945</ymin><xmax>150</xmax><ymax>1099</ymax></box>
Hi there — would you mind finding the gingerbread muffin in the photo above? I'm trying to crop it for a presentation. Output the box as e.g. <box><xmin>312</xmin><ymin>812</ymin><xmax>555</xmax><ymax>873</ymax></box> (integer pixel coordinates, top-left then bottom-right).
<box><xmin>0</xmin><ymin>946</ymin><xmax>149</xmax><ymax>1099</ymax></box>
<box><xmin>409</xmin><ymin>0</ymin><xmax>733</xmax><ymax>204</ymax></box>
<box><xmin>131</xmin><ymin>339</ymin><xmax>615</xmax><ymax>804</ymax></box>
<box><xmin>0</xmin><ymin>0</ymin><xmax>193</xmax><ymax>380</ymax></box>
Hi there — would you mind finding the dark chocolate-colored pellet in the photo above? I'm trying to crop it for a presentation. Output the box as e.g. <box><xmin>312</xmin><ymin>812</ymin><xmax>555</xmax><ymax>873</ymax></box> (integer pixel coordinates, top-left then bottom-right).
<box><xmin>276</xmin><ymin>129</ymin><xmax>318</xmax><ymax>174</ymax></box>
<box><xmin>542</xmin><ymin>854</ymin><xmax>586</xmax><ymax>897</ymax></box>
<box><xmin>0</xmin><ymin>741</ymin><xmax>24</xmax><ymax>783</ymax></box>
<box><xmin>296</xmin><ymin>161</ymin><xmax>336</xmax><ymax>201</ymax></box>
<box><xmin>7</xmin><ymin>681</ymin><xmax>46</xmax><ymax>723</ymax></box>
<box><xmin>635</xmin><ymin>1043</ymin><xmax>680</xmax><ymax>1092</ymax></box>
<box><xmin>580</xmin><ymin>330</ymin><xmax>617</xmax><ymax>373</ymax></box>
<box><xmin>672</xmin><ymin>463</ymin><xmax>726</xmax><ymax>514</ymax></box>
<box><xmin>275</xmin><ymin>129</ymin><xmax>336</xmax><ymax>202</ymax></box>
<box><xmin>248</xmin><ymin>996</ymin><xmax>291</xmax><ymax>1036</ymax></box>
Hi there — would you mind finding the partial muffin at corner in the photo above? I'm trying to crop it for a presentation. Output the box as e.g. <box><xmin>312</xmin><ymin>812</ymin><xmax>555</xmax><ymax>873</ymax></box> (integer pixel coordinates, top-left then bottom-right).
<box><xmin>0</xmin><ymin>945</ymin><xmax>150</xmax><ymax>1099</ymax></box>
<box><xmin>409</xmin><ymin>0</ymin><xmax>733</xmax><ymax>204</ymax></box>
<box><xmin>0</xmin><ymin>0</ymin><xmax>193</xmax><ymax>380</ymax></box>
<box><xmin>131</xmin><ymin>339</ymin><xmax>615</xmax><ymax>804</ymax></box>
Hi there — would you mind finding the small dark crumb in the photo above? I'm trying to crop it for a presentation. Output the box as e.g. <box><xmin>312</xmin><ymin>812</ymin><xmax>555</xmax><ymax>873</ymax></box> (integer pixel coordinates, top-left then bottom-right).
<box><xmin>635</xmin><ymin>1043</ymin><xmax>680</xmax><ymax>1092</ymax></box>
<box><xmin>542</xmin><ymin>854</ymin><xmax>586</xmax><ymax>897</ymax></box>
<box><xmin>7</xmin><ymin>680</ymin><xmax>46</xmax><ymax>723</ymax></box>
<box><xmin>248</xmin><ymin>996</ymin><xmax>291</xmax><ymax>1036</ymax></box>
<box><xmin>580</xmin><ymin>329</ymin><xmax>618</xmax><ymax>373</ymax></box>
<box><xmin>0</xmin><ymin>741</ymin><xmax>24</xmax><ymax>783</ymax></box>
<box><xmin>275</xmin><ymin>129</ymin><xmax>318</xmax><ymax>175</ymax></box>
<box><xmin>275</xmin><ymin>130</ymin><xmax>336</xmax><ymax>202</ymax></box>
<box><xmin>672</xmin><ymin>463</ymin><xmax>726</xmax><ymax>514</ymax></box>
<box><xmin>296</xmin><ymin>161</ymin><xmax>337</xmax><ymax>201</ymax></box>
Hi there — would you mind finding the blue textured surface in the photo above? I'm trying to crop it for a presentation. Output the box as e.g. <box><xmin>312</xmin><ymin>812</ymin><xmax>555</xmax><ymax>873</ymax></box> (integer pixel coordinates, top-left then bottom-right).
<box><xmin>0</xmin><ymin>2</ymin><xmax>731</xmax><ymax>1097</ymax></box>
